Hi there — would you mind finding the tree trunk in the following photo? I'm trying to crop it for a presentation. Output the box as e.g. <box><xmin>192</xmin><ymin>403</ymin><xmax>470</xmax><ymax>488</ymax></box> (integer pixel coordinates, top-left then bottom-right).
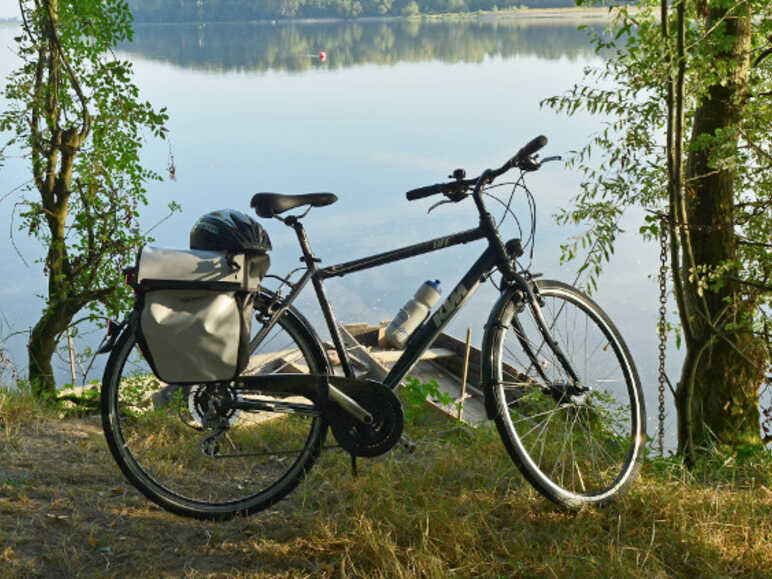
<box><xmin>28</xmin><ymin>306</ymin><xmax>73</xmax><ymax>399</ymax></box>
<box><xmin>675</xmin><ymin>4</ymin><xmax>764</xmax><ymax>459</ymax></box>
<box><xmin>676</xmin><ymin>327</ymin><xmax>765</xmax><ymax>459</ymax></box>
<box><xmin>9</xmin><ymin>0</ymin><xmax>161</xmax><ymax>401</ymax></box>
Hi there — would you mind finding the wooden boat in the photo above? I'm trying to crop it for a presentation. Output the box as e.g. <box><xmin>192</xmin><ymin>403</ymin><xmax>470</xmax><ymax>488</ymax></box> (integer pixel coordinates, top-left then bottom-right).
<box><xmin>337</xmin><ymin>322</ymin><xmax>487</xmax><ymax>426</ymax></box>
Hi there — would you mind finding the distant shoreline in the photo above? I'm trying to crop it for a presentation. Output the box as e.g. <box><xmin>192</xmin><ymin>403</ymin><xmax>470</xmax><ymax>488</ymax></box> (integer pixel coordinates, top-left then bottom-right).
<box><xmin>144</xmin><ymin>7</ymin><xmax>622</xmax><ymax>26</ymax></box>
<box><xmin>0</xmin><ymin>7</ymin><xmax>626</xmax><ymax>27</ymax></box>
<box><xmin>480</xmin><ymin>6</ymin><xmax>622</xmax><ymax>22</ymax></box>
<box><xmin>0</xmin><ymin>7</ymin><xmax>624</xmax><ymax>28</ymax></box>
<box><xmin>269</xmin><ymin>7</ymin><xmax>622</xmax><ymax>25</ymax></box>
<box><xmin>0</xmin><ymin>7</ymin><xmax>627</xmax><ymax>31</ymax></box>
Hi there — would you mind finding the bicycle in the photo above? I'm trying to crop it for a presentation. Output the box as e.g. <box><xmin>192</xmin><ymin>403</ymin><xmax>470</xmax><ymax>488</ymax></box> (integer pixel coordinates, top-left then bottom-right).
<box><xmin>100</xmin><ymin>135</ymin><xmax>645</xmax><ymax>520</ymax></box>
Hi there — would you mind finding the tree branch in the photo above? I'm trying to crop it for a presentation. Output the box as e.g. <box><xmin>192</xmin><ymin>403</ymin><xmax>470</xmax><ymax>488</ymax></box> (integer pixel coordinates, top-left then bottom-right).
<box><xmin>9</xmin><ymin>202</ymin><xmax>31</xmax><ymax>268</ymax></box>
<box><xmin>30</xmin><ymin>42</ymin><xmax>46</xmax><ymax>191</ymax></box>
<box><xmin>18</xmin><ymin>0</ymin><xmax>35</xmax><ymax>42</ymax></box>
<box><xmin>685</xmin><ymin>0</ymin><xmax>747</xmax><ymax>51</ymax></box>
<box><xmin>695</xmin><ymin>305</ymin><xmax>767</xmax><ymax>375</ymax></box>
<box><xmin>44</xmin><ymin>0</ymin><xmax>91</xmax><ymax>138</ymax></box>
<box><xmin>727</xmin><ymin>276</ymin><xmax>772</xmax><ymax>292</ymax></box>
<box><xmin>739</xmin><ymin>127</ymin><xmax>772</xmax><ymax>164</ymax></box>
<box><xmin>753</xmin><ymin>47</ymin><xmax>772</xmax><ymax>68</ymax></box>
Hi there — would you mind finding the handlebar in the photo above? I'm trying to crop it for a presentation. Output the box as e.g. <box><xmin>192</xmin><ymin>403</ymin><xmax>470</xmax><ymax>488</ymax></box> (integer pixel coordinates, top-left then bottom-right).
<box><xmin>513</xmin><ymin>135</ymin><xmax>548</xmax><ymax>164</ymax></box>
<box><xmin>405</xmin><ymin>179</ymin><xmax>474</xmax><ymax>201</ymax></box>
<box><xmin>405</xmin><ymin>182</ymin><xmax>448</xmax><ymax>201</ymax></box>
<box><xmin>405</xmin><ymin>135</ymin><xmax>550</xmax><ymax>202</ymax></box>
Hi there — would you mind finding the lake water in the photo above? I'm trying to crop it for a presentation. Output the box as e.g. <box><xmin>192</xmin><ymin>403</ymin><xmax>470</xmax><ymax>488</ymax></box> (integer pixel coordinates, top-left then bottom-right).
<box><xmin>0</xmin><ymin>17</ymin><xmax>681</xmax><ymax>442</ymax></box>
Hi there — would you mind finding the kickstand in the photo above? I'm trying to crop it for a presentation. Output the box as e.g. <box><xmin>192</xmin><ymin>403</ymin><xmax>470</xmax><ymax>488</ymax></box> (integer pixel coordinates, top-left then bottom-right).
<box><xmin>350</xmin><ymin>453</ymin><xmax>358</xmax><ymax>477</ymax></box>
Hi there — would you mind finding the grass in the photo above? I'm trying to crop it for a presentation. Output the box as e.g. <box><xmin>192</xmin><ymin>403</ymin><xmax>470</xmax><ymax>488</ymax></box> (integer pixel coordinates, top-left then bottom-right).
<box><xmin>1</xmin><ymin>386</ymin><xmax>771</xmax><ymax>577</ymax></box>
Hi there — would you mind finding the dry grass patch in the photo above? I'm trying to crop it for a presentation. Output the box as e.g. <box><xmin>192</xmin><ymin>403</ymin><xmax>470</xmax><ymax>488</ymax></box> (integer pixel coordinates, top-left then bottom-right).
<box><xmin>1</xmin><ymin>388</ymin><xmax>770</xmax><ymax>577</ymax></box>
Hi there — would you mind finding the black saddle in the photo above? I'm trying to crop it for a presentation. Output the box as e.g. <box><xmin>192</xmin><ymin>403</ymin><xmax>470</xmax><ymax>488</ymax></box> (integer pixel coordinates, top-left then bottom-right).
<box><xmin>250</xmin><ymin>192</ymin><xmax>338</xmax><ymax>218</ymax></box>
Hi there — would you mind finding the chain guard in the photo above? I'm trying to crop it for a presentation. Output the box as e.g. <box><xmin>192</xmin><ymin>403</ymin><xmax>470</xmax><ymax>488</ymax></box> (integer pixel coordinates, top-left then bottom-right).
<box><xmin>329</xmin><ymin>382</ymin><xmax>404</xmax><ymax>458</ymax></box>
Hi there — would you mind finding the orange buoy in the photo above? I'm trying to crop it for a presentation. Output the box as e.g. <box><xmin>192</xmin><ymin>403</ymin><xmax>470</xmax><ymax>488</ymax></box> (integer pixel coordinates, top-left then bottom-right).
<box><xmin>318</xmin><ymin>51</ymin><xmax>327</xmax><ymax>62</ymax></box>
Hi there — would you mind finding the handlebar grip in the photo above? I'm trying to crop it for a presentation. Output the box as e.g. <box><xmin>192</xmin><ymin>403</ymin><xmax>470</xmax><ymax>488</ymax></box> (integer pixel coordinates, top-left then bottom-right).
<box><xmin>406</xmin><ymin>182</ymin><xmax>446</xmax><ymax>201</ymax></box>
<box><xmin>515</xmin><ymin>135</ymin><xmax>548</xmax><ymax>160</ymax></box>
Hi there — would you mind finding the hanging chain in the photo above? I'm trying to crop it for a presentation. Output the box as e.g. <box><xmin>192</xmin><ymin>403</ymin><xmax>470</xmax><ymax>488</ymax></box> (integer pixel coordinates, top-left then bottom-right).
<box><xmin>657</xmin><ymin>218</ymin><xmax>669</xmax><ymax>456</ymax></box>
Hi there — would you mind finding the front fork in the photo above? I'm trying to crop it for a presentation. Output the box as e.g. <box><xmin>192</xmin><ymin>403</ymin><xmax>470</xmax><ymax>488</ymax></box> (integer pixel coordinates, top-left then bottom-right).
<box><xmin>495</xmin><ymin>234</ymin><xmax>580</xmax><ymax>386</ymax></box>
<box><xmin>483</xmin><ymin>274</ymin><xmax>585</xmax><ymax>419</ymax></box>
<box><xmin>507</xmin><ymin>271</ymin><xmax>582</xmax><ymax>386</ymax></box>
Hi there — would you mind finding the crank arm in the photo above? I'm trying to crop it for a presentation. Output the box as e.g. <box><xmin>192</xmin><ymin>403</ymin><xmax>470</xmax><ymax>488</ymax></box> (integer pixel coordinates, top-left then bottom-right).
<box><xmin>327</xmin><ymin>384</ymin><xmax>374</xmax><ymax>424</ymax></box>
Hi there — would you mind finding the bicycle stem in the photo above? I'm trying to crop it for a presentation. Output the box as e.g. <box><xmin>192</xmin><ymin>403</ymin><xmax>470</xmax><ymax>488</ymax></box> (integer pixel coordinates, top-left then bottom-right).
<box><xmin>472</xmin><ymin>168</ymin><xmax>518</xmax><ymax>280</ymax></box>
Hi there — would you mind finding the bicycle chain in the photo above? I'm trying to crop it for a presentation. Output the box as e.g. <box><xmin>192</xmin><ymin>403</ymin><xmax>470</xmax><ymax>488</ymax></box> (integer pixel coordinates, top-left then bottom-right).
<box><xmin>657</xmin><ymin>218</ymin><xmax>669</xmax><ymax>456</ymax></box>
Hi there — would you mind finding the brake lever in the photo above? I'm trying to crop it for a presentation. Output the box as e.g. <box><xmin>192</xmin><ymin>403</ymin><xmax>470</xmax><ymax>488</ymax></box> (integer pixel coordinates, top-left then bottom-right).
<box><xmin>519</xmin><ymin>156</ymin><xmax>541</xmax><ymax>172</ymax></box>
<box><xmin>427</xmin><ymin>199</ymin><xmax>454</xmax><ymax>214</ymax></box>
<box><xmin>518</xmin><ymin>154</ymin><xmax>561</xmax><ymax>172</ymax></box>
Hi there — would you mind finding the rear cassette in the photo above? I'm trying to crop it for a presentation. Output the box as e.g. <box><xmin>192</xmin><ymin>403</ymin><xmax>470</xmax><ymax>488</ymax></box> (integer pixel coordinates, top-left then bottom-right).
<box><xmin>187</xmin><ymin>383</ymin><xmax>241</xmax><ymax>428</ymax></box>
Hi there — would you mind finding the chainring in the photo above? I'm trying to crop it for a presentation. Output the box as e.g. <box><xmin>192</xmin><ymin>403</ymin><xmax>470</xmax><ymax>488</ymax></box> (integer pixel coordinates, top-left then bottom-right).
<box><xmin>329</xmin><ymin>383</ymin><xmax>404</xmax><ymax>458</ymax></box>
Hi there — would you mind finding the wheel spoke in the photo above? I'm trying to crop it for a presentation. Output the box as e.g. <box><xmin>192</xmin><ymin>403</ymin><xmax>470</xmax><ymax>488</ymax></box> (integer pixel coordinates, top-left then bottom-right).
<box><xmin>492</xmin><ymin>281</ymin><xmax>644</xmax><ymax>507</ymax></box>
<box><xmin>101</xmin><ymin>293</ymin><xmax>327</xmax><ymax>519</ymax></box>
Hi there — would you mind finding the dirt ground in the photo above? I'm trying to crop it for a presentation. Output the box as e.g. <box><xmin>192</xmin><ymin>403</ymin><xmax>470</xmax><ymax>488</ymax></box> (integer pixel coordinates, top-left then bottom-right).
<box><xmin>0</xmin><ymin>414</ymin><xmax>324</xmax><ymax>577</ymax></box>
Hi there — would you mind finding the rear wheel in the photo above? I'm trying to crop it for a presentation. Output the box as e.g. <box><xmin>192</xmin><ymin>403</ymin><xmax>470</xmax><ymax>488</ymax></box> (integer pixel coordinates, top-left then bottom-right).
<box><xmin>485</xmin><ymin>280</ymin><xmax>645</xmax><ymax>507</ymax></box>
<box><xmin>101</xmin><ymin>292</ymin><xmax>328</xmax><ymax>520</ymax></box>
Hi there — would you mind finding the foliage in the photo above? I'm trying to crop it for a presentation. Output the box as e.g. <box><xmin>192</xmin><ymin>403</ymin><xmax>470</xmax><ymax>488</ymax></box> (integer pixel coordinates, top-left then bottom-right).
<box><xmin>545</xmin><ymin>1</ymin><xmax>770</xmax><ymax>299</ymax></box>
<box><xmin>648</xmin><ymin>442</ymin><xmax>772</xmax><ymax>487</ymax></box>
<box><xmin>127</xmin><ymin>0</ymin><xmax>579</xmax><ymax>22</ymax></box>
<box><xmin>54</xmin><ymin>386</ymin><xmax>100</xmax><ymax>416</ymax></box>
<box><xmin>543</xmin><ymin>0</ymin><xmax>771</xmax><ymax>453</ymax></box>
<box><xmin>1</xmin><ymin>0</ymin><xmax>173</xmax><ymax>396</ymax></box>
<box><xmin>2</xmin><ymin>0</ymin><xmax>169</xmax><ymax>319</ymax></box>
<box><xmin>400</xmin><ymin>376</ymin><xmax>457</xmax><ymax>421</ymax></box>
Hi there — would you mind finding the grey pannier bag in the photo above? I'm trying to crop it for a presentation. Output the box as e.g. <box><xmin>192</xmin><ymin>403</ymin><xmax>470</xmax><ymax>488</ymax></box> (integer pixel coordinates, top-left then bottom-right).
<box><xmin>135</xmin><ymin>209</ymin><xmax>272</xmax><ymax>384</ymax></box>
<box><xmin>135</xmin><ymin>246</ymin><xmax>269</xmax><ymax>384</ymax></box>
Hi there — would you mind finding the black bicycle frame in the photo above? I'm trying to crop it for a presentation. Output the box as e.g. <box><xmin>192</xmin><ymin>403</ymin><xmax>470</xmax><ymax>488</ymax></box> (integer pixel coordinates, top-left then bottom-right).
<box><xmin>249</xmin><ymin>212</ymin><xmax>502</xmax><ymax>390</ymax></box>
<box><xmin>249</xmin><ymin>182</ymin><xmax>580</xmax><ymax>396</ymax></box>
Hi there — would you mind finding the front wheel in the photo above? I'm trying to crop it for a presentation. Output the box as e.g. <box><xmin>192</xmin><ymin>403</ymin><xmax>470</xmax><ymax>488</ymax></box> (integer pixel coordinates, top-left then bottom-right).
<box><xmin>100</xmin><ymin>293</ymin><xmax>329</xmax><ymax>520</ymax></box>
<box><xmin>484</xmin><ymin>280</ymin><xmax>645</xmax><ymax>508</ymax></box>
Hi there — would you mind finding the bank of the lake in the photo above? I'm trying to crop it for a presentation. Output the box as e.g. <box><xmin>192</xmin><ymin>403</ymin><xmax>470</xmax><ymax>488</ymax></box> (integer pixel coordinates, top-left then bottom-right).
<box><xmin>0</xmin><ymin>390</ymin><xmax>770</xmax><ymax>577</ymax></box>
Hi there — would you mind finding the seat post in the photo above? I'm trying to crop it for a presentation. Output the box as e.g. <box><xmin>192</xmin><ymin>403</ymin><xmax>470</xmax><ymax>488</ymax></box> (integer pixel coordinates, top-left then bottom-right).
<box><xmin>285</xmin><ymin>215</ymin><xmax>319</xmax><ymax>267</ymax></box>
<box><xmin>285</xmin><ymin>215</ymin><xmax>355</xmax><ymax>378</ymax></box>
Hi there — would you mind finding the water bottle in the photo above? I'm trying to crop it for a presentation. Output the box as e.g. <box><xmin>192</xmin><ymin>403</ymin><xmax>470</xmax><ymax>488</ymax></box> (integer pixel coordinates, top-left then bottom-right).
<box><xmin>385</xmin><ymin>280</ymin><xmax>441</xmax><ymax>349</ymax></box>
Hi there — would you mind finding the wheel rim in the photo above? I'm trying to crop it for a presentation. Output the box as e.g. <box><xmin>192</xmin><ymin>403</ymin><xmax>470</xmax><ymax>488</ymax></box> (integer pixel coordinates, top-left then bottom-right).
<box><xmin>497</xmin><ymin>285</ymin><xmax>642</xmax><ymax>501</ymax></box>
<box><xmin>107</xmin><ymin>309</ymin><xmax>323</xmax><ymax>511</ymax></box>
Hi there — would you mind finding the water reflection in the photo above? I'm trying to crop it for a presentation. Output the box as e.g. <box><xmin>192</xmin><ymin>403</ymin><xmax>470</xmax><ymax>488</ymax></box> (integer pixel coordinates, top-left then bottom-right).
<box><xmin>122</xmin><ymin>19</ymin><xmax>602</xmax><ymax>72</ymax></box>
<box><xmin>3</xmin><ymin>18</ymin><xmax>677</xmax><ymax>446</ymax></box>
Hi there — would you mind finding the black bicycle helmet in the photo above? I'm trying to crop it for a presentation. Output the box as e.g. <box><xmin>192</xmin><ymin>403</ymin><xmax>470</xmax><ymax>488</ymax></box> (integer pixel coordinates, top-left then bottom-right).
<box><xmin>190</xmin><ymin>209</ymin><xmax>272</xmax><ymax>253</ymax></box>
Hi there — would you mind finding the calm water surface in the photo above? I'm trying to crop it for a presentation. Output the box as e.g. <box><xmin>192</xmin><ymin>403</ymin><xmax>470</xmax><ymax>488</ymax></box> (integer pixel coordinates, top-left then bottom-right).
<box><xmin>0</xmin><ymin>18</ymin><xmax>680</xmax><ymax>440</ymax></box>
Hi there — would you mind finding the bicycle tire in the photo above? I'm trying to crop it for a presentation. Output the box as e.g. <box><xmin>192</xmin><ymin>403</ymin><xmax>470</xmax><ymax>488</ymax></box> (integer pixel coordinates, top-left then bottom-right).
<box><xmin>483</xmin><ymin>280</ymin><xmax>645</xmax><ymax>508</ymax></box>
<box><xmin>100</xmin><ymin>291</ymin><xmax>329</xmax><ymax>520</ymax></box>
